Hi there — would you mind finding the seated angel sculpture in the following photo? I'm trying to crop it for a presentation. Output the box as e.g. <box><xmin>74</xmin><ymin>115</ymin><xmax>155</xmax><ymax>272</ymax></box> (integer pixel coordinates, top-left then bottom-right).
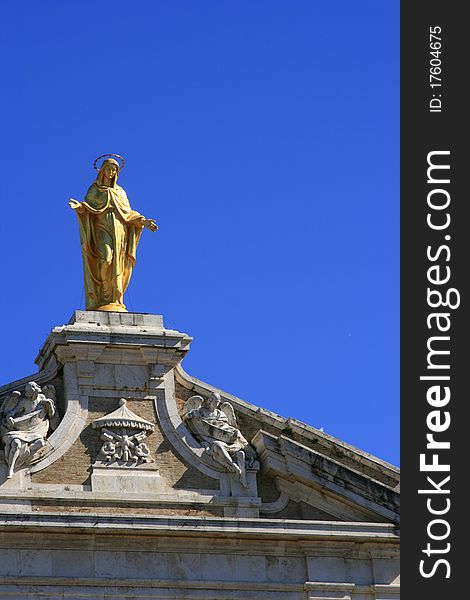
<box><xmin>0</xmin><ymin>381</ymin><xmax>58</xmax><ymax>478</ymax></box>
<box><xmin>183</xmin><ymin>392</ymin><xmax>257</xmax><ymax>487</ymax></box>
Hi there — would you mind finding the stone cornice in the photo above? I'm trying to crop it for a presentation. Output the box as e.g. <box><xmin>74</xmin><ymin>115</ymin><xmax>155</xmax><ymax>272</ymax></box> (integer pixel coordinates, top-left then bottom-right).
<box><xmin>253</xmin><ymin>430</ymin><xmax>400</xmax><ymax>523</ymax></box>
<box><xmin>0</xmin><ymin>512</ymin><xmax>400</xmax><ymax>543</ymax></box>
<box><xmin>36</xmin><ymin>311</ymin><xmax>192</xmax><ymax>371</ymax></box>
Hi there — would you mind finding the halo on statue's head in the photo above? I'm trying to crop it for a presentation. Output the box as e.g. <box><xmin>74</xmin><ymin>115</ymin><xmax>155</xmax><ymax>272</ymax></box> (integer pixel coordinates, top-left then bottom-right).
<box><xmin>93</xmin><ymin>154</ymin><xmax>126</xmax><ymax>172</ymax></box>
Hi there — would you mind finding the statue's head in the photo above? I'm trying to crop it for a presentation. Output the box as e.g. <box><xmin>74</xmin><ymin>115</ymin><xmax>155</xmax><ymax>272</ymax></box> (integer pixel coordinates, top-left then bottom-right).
<box><xmin>25</xmin><ymin>381</ymin><xmax>41</xmax><ymax>399</ymax></box>
<box><xmin>92</xmin><ymin>154</ymin><xmax>125</xmax><ymax>188</ymax></box>
<box><xmin>97</xmin><ymin>158</ymin><xmax>119</xmax><ymax>187</ymax></box>
<box><xmin>204</xmin><ymin>392</ymin><xmax>221</xmax><ymax>411</ymax></box>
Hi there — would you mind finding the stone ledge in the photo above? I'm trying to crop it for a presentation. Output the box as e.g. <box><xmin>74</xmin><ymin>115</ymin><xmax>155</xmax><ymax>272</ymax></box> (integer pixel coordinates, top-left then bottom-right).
<box><xmin>0</xmin><ymin>512</ymin><xmax>400</xmax><ymax>542</ymax></box>
<box><xmin>304</xmin><ymin>582</ymin><xmax>400</xmax><ymax>600</ymax></box>
<box><xmin>0</xmin><ymin>578</ymin><xmax>401</xmax><ymax>594</ymax></box>
<box><xmin>35</xmin><ymin>311</ymin><xmax>192</xmax><ymax>372</ymax></box>
<box><xmin>0</xmin><ymin>575</ymin><xmax>304</xmax><ymax>590</ymax></box>
<box><xmin>0</xmin><ymin>488</ymin><xmax>260</xmax><ymax>507</ymax></box>
<box><xmin>69</xmin><ymin>311</ymin><xmax>165</xmax><ymax>329</ymax></box>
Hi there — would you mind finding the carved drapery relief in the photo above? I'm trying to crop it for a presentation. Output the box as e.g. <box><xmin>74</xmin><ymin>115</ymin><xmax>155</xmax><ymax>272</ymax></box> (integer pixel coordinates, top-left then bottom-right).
<box><xmin>0</xmin><ymin>381</ymin><xmax>58</xmax><ymax>478</ymax></box>
<box><xmin>183</xmin><ymin>392</ymin><xmax>258</xmax><ymax>487</ymax></box>
<box><xmin>92</xmin><ymin>398</ymin><xmax>155</xmax><ymax>466</ymax></box>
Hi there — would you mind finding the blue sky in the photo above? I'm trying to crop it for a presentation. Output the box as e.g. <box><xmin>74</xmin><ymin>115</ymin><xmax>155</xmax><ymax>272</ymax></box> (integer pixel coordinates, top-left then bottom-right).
<box><xmin>0</xmin><ymin>1</ymin><xmax>399</xmax><ymax>465</ymax></box>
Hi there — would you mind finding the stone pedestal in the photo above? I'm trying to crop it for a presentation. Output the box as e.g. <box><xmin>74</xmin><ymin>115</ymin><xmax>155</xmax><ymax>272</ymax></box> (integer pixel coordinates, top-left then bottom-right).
<box><xmin>0</xmin><ymin>461</ymin><xmax>31</xmax><ymax>489</ymax></box>
<box><xmin>36</xmin><ymin>310</ymin><xmax>192</xmax><ymax>376</ymax></box>
<box><xmin>91</xmin><ymin>464</ymin><xmax>162</xmax><ymax>494</ymax></box>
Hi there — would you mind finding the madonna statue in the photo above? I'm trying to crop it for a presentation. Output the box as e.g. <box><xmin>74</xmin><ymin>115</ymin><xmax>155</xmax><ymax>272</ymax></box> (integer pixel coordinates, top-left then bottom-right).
<box><xmin>69</xmin><ymin>154</ymin><xmax>157</xmax><ymax>312</ymax></box>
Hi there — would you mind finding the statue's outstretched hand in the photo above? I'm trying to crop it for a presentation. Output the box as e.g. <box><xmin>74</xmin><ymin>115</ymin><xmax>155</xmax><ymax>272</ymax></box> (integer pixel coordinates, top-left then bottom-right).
<box><xmin>143</xmin><ymin>218</ymin><xmax>158</xmax><ymax>232</ymax></box>
<box><xmin>69</xmin><ymin>199</ymin><xmax>83</xmax><ymax>211</ymax></box>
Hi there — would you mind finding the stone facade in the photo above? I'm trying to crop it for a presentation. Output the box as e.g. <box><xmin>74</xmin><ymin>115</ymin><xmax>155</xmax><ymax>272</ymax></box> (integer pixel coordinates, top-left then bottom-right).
<box><xmin>0</xmin><ymin>311</ymin><xmax>400</xmax><ymax>599</ymax></box>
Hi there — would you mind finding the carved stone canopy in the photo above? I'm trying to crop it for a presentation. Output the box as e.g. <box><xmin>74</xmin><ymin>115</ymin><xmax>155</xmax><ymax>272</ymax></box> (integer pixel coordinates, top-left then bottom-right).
<box><xmin>92</xmin><ymin>399</ymin><xmax>154</xmax><ymax>432</ymax></box>
<box><xmin>92</xmin><ymin>399</ymin><xmax>155</xmax><ymax>466</ymax></box>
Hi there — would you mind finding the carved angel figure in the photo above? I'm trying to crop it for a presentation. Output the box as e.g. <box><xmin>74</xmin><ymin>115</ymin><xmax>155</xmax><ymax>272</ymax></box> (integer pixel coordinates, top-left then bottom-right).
<box><xmin>0</xmin><ymin>381</ymin><xmax>58</xmax><ymax>478</ymax></box>
<box><xmin>183</xmin><ymin>392</ymin><xmax>256</xmax><ymax>487</ymax></box>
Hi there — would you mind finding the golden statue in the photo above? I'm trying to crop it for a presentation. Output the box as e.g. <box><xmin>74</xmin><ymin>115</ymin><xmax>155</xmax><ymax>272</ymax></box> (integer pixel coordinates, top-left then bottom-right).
<box><xmin>69</xmin><ymin>154</ymin><xmax>157</xmax><ymax>312</ymax></box>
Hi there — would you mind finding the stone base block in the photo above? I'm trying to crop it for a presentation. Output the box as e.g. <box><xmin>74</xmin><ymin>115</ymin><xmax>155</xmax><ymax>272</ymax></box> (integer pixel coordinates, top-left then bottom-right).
<box><xmin>0</xmin><ymin>457</ymin><xmax>31</xmax><ymax>489</ymax></box>
<box><xmin>91</xmin><ymin>464</ymin><xmax>162</xmax><ymax>494</ymax></box>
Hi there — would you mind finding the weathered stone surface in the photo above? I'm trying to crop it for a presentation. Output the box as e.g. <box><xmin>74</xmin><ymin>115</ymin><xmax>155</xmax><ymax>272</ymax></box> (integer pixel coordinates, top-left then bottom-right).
<box><xmin>91</xmin><ymin>464</ymin><xmax>162</xmax><ymax>493</ymax></box>
<box><xmin>0</xmin><ymin>311</ymin><xmax>400</xmax><ymax>598</ymax></box>
<box><xmin>0</xmin><ymin>514</ymin><xmax>399</xmax><ymax>599</ymax></box>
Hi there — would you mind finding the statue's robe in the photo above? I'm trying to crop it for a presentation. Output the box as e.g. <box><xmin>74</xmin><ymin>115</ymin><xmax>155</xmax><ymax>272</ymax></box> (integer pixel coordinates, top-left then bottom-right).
<box><xmin>0</xmin><ymin>395</ymin><xmax>54</xmax><ymax>468</ymax></box>
<box><xmin>72</xmin><ymin>179</ymin><xmax>145</xmax><ymax>311</ymax></box>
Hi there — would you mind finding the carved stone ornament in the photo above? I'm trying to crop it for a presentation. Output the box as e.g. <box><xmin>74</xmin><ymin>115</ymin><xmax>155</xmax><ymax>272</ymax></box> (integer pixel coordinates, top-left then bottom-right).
<box><xmin>92</xmin><ymin>399</ymin><xmax>155</xmax><ymax>466</ymax></box>
<box><xmin>0</xmin><ymin>381</ymin><xmax>59</xmax><ymax>478</ymax></box>
<box><xmin>183</xmin><ymin>392</ymin><xmax>257</xmax><ymax>487</ymax></box>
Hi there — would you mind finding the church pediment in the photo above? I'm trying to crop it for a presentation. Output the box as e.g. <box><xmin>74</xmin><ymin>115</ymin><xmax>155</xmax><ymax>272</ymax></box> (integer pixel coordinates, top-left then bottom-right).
<box><xmin>1</xmin><ymin>311</ymin><xmax>399</xmax><ymax>525</ymax></box>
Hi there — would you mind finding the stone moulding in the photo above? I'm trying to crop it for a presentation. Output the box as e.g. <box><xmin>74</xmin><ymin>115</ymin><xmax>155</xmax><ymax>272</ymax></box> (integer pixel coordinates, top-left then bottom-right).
<box><xmin>35</xmin><ymin>311</ymin><xmax>192</xmax><ymax>372</ymax></box>
<box><xmin>0</xmin><ymin>578</ymin><xmax>400</xmax><ymax>600</ymax></box>
<box><xmin>252</xmin><ymin>430</ymin><xmax>400</xmax><ymax>523</ymax></box>
<box><xmin>0</xmin><ymin>354</ymin><xmax>60</xmax><ymax>401</ymax></box>
<box><xmin>257</xmin><ymin>490</ymin><xmax>291</xmax><ymax>514</ymax></box>
<box><xmin>0</xmin><ymin>487</ymin><xmax>261</xmax><ymax>513</ymax></box>
<box><xmin>0</xmin><ymin>512</ymin><xmax>400</xmax><ymax>541</ymax></box>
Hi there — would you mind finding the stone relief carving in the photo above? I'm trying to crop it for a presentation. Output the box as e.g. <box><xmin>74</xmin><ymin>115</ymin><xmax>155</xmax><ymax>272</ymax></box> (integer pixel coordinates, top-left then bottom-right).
<box><xmin>0</xmin><ymin>381</ymin><xmax>58</xmax><ymax>478</ymax></box>
<box><xmin>183</xmin><ymin>392</ymin><xmax>257</xmax><ymax>487</ymax></box>
<box><xmin>92</xmin><ymin>398</ymin><xmax>155</xmax><ymax>466</ymax></box>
